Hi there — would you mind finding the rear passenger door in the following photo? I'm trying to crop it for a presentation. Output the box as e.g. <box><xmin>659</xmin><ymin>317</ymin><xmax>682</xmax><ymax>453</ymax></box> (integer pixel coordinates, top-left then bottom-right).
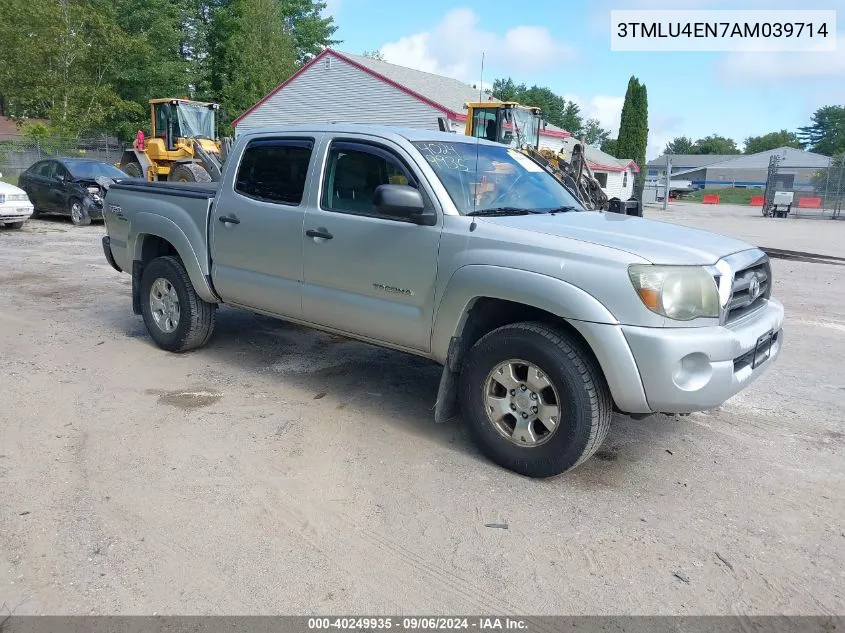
<box><xmin>301</xmin><ymin>137</ymin><xmax>443</xmax><ymax>352</ymax></box>
<box><xmin>209</xmin><ymin>136</ymin><xmax>318</xmax><ymax>319</ymax></box>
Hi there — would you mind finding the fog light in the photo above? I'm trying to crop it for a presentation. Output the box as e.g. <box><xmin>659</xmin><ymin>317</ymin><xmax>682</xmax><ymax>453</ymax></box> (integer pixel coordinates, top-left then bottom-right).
<box><xmin>672</xmin><ymin>353</ymin><xmax>713</xmax><ymax>391</ymax></box>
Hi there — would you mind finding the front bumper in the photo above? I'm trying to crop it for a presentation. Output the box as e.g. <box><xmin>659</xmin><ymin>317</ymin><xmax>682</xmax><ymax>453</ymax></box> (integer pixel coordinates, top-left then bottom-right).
<box><xmin>622</xmin><ymin>298</ymin><xmax>784</xmax><ymax>413</ymax></box>
<box><xmin>0</xmin><ymin>203</ymin><xmax>33</xmax><ymax>223</ymax></box>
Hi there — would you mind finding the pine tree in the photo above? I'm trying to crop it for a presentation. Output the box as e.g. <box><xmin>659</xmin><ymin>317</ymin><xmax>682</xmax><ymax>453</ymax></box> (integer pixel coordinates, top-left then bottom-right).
<box><xmin>615</xmin><ymin>76</ymin><xmax>648</xmax><ymax>199</ymax></box>
<box><xmin>220</xmin><ymin>0</ymin><xmax>298</xmax><ymax>128</ymax></box>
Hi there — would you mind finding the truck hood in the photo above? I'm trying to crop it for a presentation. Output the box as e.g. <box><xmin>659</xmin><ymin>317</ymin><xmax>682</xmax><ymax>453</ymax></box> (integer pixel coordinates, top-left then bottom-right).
<box><xmin>0</xmin><ymin>180</ymin><xmax>27</xmax><ymax>196</ymax></box>
<box><xmin>480</xmin><ymin>211</ymin><xmax>754</xmax><ymax>265</ymax></box>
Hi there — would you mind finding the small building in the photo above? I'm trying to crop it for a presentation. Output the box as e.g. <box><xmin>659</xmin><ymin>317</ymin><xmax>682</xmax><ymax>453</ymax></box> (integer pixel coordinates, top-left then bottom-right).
<box><xmin>233</xmin><ymin>48</ymin><xmax>572</xmax><ymax>150</ymax></box>
<box><xmin>646</xmin><ymin>147</ymin><xmax>830</xmax><ymax>190</ymax></box>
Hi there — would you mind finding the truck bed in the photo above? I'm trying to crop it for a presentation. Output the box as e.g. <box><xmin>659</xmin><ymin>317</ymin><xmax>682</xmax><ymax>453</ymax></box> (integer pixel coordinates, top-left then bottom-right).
<box><xmin>109</xmin><ymin>180</ymin><xmax>218</xmax><ymax>199</ymax></box>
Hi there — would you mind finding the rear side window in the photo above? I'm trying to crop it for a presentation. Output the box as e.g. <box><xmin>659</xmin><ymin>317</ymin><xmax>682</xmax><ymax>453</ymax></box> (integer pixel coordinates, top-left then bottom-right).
<box><xmin>32</xmin><ymin>162</ymin><xmax>53</xmax><ymax>177</ymax></box>
<box><xmin>235</xmin><ymin>138</ymin><xmax>314</xmax><ymax>205</ymax></box>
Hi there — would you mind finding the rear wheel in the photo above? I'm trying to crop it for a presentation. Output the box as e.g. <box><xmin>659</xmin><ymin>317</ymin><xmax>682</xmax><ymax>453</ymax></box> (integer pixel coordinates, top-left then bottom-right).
<box><xmin>140</xmin><ymin>256</ymin><xmax>216</xmax><ymax>352</ymax></box>
<box><xmin>122</xmin><ymin>161</ymin><xmax>144</xmax><ymax>179</ymax></box>
<box><xmin>459</xmin><ymin>322</ymin><xmax>612</xmax><ymax>478</ymax></box>
<box><xmin>68</xmin><ymin>198</ymin><xmax>90</xmax><ymax>226</ymax></box>
<box><xmin>170</xmin><ymin>163</ymin><xmax>211</xmax><ymax>183</ymax></box>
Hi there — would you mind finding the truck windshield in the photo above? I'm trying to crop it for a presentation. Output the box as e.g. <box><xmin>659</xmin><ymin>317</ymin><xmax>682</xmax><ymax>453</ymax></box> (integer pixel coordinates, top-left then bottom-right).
<box><xmin>413</xmin><ymin>141</ymin><xmax>583</xmax><ymax>215</ymax></box>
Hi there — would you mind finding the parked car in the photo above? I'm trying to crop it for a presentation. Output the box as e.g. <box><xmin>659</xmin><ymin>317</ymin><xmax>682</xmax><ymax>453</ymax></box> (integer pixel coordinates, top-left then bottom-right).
<box><xmin>0</xmin><ymin>173</ymin><xmax>34</xmax><ymax>229</ymax></box>
<box><xmin>18</xmin><ymin>158</ymin><xmax>129</xmax><ymax>225</ymax></box>
<box><xmin>102</xmin><ymin>124</ymin><xmax>784</xmax><ymax>478</ymax></box>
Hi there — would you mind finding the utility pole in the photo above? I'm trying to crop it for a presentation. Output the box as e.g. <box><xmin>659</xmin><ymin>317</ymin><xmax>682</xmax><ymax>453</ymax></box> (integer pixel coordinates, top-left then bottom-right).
<box><xmin>663</xmin><ymin>155</ymin><xmax>671</xmax><ymax>210</ymax></box>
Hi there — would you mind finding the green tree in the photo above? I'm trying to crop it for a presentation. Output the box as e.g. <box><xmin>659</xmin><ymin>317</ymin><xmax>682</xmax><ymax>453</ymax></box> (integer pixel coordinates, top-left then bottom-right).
<box><xmin>600</xmin><ymin>137</ymin><xmax>618</xmax><ymax>156</ymax></box>
<box><xmin>798</xmin><ymin>106</ymin><xmax>845</xmax><ymax>156</ymax></box>
<box><xmin>579</xmin><ymin>119</ymin><xmax>611</xmax><ymax>147</ymax></box>
<box><xmin>693</xmin><ymin>134</ymin><xmax>739</xmax><ymax>154</ymax></box>
<box><xmin>615</xmin><ymin>76</ymin><xmax>648</xmax><ymax>197</ymax></box>
<box><xmin>743</xmin><ymin>130</ymin><xmax>803</xmax><ymax>154</ymax></box>
<box><xmin>0</xmin><ymin>0</ymin><xmax>144</xmax><ymax>135</ymax></box>
<box><xmin>278</xmin><ymin>0</ymin><xmax>339</xmax><ymax>63</ymax></box>
<box><xmin>219</xmin><ymin>0</ymin><xmax>298</xmax><ymax>126</ymax></box>
<box><xmin>491</xmin><ymin>78</ymin><xmax>523</xmax><ymax>102</ymax></box>
<box><xmin>664</xmin><ymin>136</ymin><xmax>696</xmax><ymax>154</ymax></box>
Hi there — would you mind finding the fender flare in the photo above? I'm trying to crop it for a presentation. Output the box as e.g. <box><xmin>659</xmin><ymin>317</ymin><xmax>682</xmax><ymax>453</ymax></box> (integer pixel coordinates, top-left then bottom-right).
<box><xmin>430</xmin><ymin>265</ymin><xmax>618</xmax><ymax>363</ymax></box>
<box><xmin>130</xmin><ymin>212</ymin><xmax>217</xmax><ymax>303</ymax></box>
<box><xmin>430</xmin><ymin>266</ymin><xmax>641</xmax><ymax>423</ymax></box>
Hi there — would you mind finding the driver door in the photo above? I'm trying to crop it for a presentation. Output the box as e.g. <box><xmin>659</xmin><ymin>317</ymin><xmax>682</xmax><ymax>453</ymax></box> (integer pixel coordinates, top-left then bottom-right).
<box><xmin>301</xmin><ymin>137</ymin><xmax>444</xmax><ymax>352</ymax></box>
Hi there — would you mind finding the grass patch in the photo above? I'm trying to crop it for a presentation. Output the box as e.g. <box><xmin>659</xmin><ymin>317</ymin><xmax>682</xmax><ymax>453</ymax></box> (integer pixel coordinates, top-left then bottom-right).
<box><xmin>0</xmin><ymin>172</ymin><xmax>19</xmax><ymax>186</ymax></box>
<box><xmin>686</xmin><ymin>186</ymin><xmax>764</xmax><ymax>205</ymax></box>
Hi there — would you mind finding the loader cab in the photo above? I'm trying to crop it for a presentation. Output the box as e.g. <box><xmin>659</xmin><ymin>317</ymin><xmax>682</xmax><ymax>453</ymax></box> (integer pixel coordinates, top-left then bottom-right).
<box><xmin>465</xmin><ymin>102</ymin><xmax>541</xmax><ymax>151</ymax></box>
<box><xmin>150</xmin><ymin>99</ymin><xmax>218</xmax><ymax>151</ymax></box>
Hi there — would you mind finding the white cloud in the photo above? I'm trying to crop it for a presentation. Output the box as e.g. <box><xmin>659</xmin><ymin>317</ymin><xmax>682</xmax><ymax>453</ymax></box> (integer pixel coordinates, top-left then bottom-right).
<box><xmin>563</xmin><ymin>94</ymin><xmax>624</xmax><ymax>137</ymax></box>
<box><xmin>717</xmin><ymin>35</ymin><xmax>845</xmax><ymax>82</ymax></box>
<box><xmin>379</xmin><ymin>8</ymin><xmax>575</xmax><ymax>84</ymax></box>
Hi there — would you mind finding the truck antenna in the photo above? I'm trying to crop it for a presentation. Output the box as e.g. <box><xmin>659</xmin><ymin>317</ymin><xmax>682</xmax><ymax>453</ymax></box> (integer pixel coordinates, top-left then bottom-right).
<box><xmin>470</xmin><ymin>51</ymin><xmax>485</xmax><ymax>226</ymax></box>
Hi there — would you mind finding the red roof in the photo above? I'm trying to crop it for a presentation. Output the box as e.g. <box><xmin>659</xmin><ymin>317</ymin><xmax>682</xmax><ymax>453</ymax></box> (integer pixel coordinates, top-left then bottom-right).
<box><xmin>233</xmin><ymin>49</ymin><xmax>572</xmax><ymax>139</ymax></box>
<box><xmin>590</xmin><ymin>160</ymin><xmax>639</xmax><ymax>173</ymax></box>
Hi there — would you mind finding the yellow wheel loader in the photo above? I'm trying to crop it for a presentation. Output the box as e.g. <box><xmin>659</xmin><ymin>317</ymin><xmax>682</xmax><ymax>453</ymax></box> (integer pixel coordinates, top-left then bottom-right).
<box><xmin>119</xmin><ymin>99</ymin><xmax>227</xmax><ymax>183</ymax></box>
<box><xmin>461</xmin><ymin>101</ymin><xmax>610</xmax><ymax>211</ymax></box>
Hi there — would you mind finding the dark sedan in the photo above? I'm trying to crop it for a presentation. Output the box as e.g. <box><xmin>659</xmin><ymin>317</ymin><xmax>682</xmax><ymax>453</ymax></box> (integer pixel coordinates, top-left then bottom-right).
<box><xmin>18</xmin><ymin>158</ymin><xmax>129</xmax><ymax>225</ymax></box>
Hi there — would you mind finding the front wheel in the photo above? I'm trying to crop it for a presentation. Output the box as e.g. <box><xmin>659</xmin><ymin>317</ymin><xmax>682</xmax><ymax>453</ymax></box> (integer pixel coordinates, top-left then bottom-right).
<box><xmin>140</xmin><ymin>256</ymin><xmax>216</xmax><ymax>352</ymax></box>
<box><xmin>459</xmin><ymin>322</ymin><xmax>612</xmax><ymax>478</ymax></box>
<box><xmin>68</xmin><ymin>198</ymin><xmax>90</xmax><ymax>226</ymax></box>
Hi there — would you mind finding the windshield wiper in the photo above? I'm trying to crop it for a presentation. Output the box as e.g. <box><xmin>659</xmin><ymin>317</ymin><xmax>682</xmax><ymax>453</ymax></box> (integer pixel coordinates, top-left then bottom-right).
<box><xmin>542</xmin><ymin>205</ymin><xmax>579</xmax><ymax>214</ymax></box>
<box><xmin>465</xmin><ymin>207</ymin><xmax>533</xmax><ymax>217</ymax></box>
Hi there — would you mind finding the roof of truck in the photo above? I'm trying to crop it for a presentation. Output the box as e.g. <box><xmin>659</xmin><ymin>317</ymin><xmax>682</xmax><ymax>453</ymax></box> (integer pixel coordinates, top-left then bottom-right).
<box><xmin>237</xmin><ymin>123</ymin><xmax>505</xmax><ymax>146</ymax></box>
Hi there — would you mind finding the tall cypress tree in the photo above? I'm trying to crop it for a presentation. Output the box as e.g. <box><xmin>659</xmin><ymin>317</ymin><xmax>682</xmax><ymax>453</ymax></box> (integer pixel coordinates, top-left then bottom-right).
<box><xmin>615</xmin><ymin>76</ymin><xmax>649</xmax><ymax>199</ymax></box>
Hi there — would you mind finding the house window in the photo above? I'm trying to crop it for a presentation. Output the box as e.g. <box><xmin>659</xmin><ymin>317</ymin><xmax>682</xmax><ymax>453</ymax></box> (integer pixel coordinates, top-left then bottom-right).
<box><xmin>623</xmin><ymin>171</ymin><xmax>628</xmax><ymax>187</ymax></box>
<box><xmin>595</xmin><ymin>172</ymin><xmax>608</xmax><ymax>188</ymax></box>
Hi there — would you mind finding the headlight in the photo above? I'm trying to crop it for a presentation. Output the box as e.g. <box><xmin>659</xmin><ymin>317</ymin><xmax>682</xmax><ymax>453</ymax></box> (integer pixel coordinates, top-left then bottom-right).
<box><xmin>628</xmin><ymin>265</ymin><xmax>720</xmax><ymax>321</ymax></box>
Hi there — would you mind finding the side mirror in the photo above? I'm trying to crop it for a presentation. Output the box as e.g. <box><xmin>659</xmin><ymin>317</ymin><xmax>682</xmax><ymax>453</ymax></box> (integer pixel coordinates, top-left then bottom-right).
<box><xmin>373</xmin><ymin>184</ymin><xmax>435</xmax><ymax>225</ymax></box>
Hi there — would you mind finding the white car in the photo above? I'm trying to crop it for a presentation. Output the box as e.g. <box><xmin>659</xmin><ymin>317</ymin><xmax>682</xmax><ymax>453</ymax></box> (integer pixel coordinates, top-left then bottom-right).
<box><xmin>0</xmin><ymin>173</ymin><xmax>35</xmax><ymax>229</ymax></box>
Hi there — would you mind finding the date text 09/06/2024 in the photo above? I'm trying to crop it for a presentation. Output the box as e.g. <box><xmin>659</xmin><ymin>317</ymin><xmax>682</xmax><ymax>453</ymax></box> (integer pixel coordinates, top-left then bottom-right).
<box><xmin>307</xmin><ymin>617</ymin><xmax>528</xmax><ymax>630</ymax></box>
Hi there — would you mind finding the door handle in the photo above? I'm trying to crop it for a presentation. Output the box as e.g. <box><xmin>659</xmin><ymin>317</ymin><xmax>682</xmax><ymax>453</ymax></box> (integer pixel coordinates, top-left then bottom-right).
<box><xmin>306</xmin><ymin>229</ymin><xmax>333</xmax><ymax>240</ymax></box>
<box><xmin>218</xmin><ymin>215</ymin><xmax>240</xmax><ymax>224</ymax></box>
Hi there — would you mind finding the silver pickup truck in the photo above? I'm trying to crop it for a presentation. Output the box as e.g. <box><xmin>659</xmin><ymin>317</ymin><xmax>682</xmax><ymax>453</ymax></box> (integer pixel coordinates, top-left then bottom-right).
<box><xmin>101</xmin><ymin>124</ymin><xmax>783</xmax><ymax>477</ymax></box>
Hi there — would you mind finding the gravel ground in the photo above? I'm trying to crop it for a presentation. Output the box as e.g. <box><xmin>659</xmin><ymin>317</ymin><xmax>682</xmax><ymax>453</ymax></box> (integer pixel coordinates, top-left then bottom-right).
<box><xmin>0</xmin><ymin>207</ymin><xmax>843</xmax><ymax>616</ymax></box>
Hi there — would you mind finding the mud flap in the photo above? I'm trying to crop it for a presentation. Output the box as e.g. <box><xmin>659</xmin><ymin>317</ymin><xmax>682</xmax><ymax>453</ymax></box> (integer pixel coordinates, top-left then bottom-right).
<box><xmin>434</xmin><ymin>336</ymin><xmax>462</xmax><ymax>424</ymax></box>
<box><xmin>132</xmin><ymin>261</ymin><xmax>143</xmax><ymax>315</ymax></box>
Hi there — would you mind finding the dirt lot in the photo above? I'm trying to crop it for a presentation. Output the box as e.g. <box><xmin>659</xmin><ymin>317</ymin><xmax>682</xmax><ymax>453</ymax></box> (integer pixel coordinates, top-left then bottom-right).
<box><xmin>1</xmin><ymin>207</ymin><xmax>843</xmax><ymax>616</ymax></box>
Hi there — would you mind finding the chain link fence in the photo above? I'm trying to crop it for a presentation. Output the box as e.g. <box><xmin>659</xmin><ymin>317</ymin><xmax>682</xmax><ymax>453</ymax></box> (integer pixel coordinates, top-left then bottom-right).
<box><xmin>0</xmin><ymin>134</ymin><xmax>128</xmax><ymax>182</ymax></box>
<box><xmin>763</xmin><ymin>155</ymin><xmax>845</xmax><ymax>219</ymax></box>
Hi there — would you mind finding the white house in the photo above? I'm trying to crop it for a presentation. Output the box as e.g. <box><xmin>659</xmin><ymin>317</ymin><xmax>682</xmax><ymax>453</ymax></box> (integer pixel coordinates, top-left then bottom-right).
<box><xmin>232</xmin><ymin>48</ymin><xmax>572</xmax><ymax>147</ymax></box>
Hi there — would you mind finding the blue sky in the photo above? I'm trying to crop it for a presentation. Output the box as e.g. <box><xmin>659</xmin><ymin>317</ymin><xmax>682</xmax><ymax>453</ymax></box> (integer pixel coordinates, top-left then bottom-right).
<box><xmin>323</xmin><ymin>0</ymin><xmax>844</xmax><ymax>159</ymax></box>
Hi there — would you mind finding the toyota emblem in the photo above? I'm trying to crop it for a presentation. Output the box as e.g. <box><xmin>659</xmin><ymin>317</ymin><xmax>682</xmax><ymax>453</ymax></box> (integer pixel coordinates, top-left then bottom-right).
<box><xmin>748</xmin><ymin>275</ymin><xmax>761</xmax><ymax>300</ymax></box>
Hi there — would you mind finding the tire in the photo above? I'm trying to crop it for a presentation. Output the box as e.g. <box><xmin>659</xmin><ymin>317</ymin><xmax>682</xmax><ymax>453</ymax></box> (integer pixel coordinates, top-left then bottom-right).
<box><xmin>170</xmin><ymin>163</ymin><xmax>211</xmax><ymax>183</ymax></box>
<box><xmin>122</xmin><ymin>161</ymin><xmax>144</xmax><ymax>179</ymax></box>
<box><xmin>5</xmin><ymin>221</ymin><xmax>24</xmax><ymax>229</ymax></box>
<box><xmin>459</xmin><ymin>322</ymin><xmax>612</xmax><ymax>478</ymax></box>
<box><xmin>68</xmin><ymin>198</ymin><xmax>90</xmax><ymax>226</ymax></box>
<box><xmin>140</xmin><ymin>256</ymin><xmax>216</xmax><ymax>352</ymax></box>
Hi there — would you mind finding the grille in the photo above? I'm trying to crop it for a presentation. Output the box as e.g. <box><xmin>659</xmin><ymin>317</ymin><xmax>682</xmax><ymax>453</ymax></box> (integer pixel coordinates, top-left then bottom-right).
<box><xmin>5</xmin><ymin>193</ymin><xmax>30</xmax><ymax>202</ymax></box>
<box><xmin>725</xmin><ymin>260</ymin><xmax>771</xmax><ymax>322</ymax></box>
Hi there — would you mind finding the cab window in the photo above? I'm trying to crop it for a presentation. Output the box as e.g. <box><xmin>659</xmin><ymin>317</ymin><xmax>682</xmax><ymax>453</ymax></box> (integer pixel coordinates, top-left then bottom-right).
<box><xmin>235</xmin><ymin>138</ymin><xmax>314</xmax><ymax>205</ymax></box>
<box><xmin>321</xmin><ymin>142</ymin><xmax>416</xmax><ymax>217</ymax></box>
